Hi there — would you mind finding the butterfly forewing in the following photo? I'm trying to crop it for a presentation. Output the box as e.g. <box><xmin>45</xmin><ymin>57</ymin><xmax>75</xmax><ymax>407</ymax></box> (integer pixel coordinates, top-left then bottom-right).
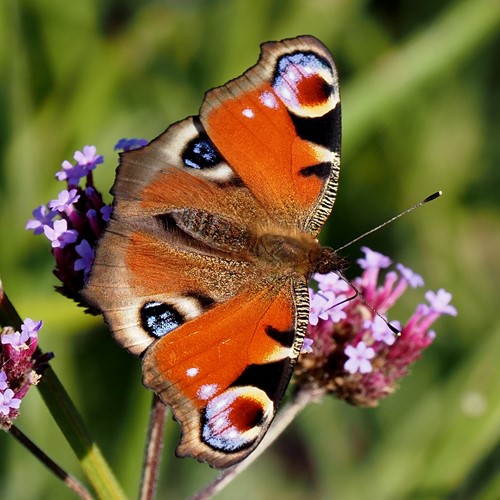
<box><xmin>201</xmin><ymin>35</ymin><xmax>341</xmax><ymax>234</ymax></box>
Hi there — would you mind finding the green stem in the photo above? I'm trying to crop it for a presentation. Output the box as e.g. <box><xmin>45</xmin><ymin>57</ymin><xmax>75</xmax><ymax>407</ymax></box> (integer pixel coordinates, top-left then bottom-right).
<box><xmin>0</xmin><ymin>281</ymin><xmax>126</xmax><ymax>500</ymax></box>
<box><xmin>9</xmin><ymin>425</ymin><xmax>93</xmax><ymax>500</ymax></box>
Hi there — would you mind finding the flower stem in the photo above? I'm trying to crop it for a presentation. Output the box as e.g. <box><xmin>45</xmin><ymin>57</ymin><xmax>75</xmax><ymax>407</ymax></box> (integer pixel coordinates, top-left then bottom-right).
<box><xmin>139</xmin><ymin>394</ymin><xmax>168</xmax><ymax>500</ymax></box>
<box><xmin>191</xmin><ymin>387</ymin><xmax>322</xmax><ymax>500</ymax></box>
<box><xmin>0</xmin><ymin>281</ymin><xmax>126</xmax><ymax>500</ymax></box>
<box><xmin>8</xmin><ymin>425</ymin><xmax>93</xmax><ymax>500</ymax></box>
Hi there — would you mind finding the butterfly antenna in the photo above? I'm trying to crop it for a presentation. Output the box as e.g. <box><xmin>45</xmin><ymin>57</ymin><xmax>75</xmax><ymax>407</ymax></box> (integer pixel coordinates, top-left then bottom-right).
<box><xmin>335</xmin><ymin>269</ymin><xmax>401</xmax><ymax>336</ymax></box>
<box><xmin>320</xmin><ymin>192</ymin><xmax>441</xmax><ymax>338</ymax></box>
<box><xmin>335</xmin><ymin>191</ymin><xmax>442</xmax><ymax>253</ymax></box>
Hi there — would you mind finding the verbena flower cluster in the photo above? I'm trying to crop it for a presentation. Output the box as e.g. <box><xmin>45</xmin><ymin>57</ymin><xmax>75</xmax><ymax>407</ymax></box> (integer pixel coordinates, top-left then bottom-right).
<box><xmin>295</xmin><ymin>247</ymin><xmax>457</xmax><ymax>406</ymax></box>
<box><xmin>0</xmin><ymin>319</ymin><xmax>46</xmax><ymax>428</ymax></box>
<box><xmin>25</xmin><ymin>140</ymin><xmax>147</xmax><ymax>301</ymax></box>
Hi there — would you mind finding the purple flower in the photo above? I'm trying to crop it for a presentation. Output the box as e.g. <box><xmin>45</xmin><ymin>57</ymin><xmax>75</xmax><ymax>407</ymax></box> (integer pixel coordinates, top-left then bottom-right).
<box><xmin>56</xmin><ymin>160</ymin><xmax>86</xmax><ymax>185</ymax></box>
<box><xmin>0</xmin><ymin>318</ymin><xmax>45</xmax><ymax>425</ymax></box>
<box><xmin>396</xmin><ymin>263</ymin><xmax>424</xmax><ymax>288</ymax></box>
<box><xmin>1</xmin><ymin>330</ymin><xmax>26</xmax><ymax>348</ymax></box>
<box><xmin>301</xmin><ymin>338</ymin><xmax>314</xmax><ymax>354</ymax></box>
<box><xmin>74</xmin><ymin>145</ymin><xmax>103</xmax><ymax>171</ymax></box>
<box><xmin>425</xmin><ymin>289</ymin><xmax>457</xmax><ymax>316</ymax></box>
<box><xmin>364</xmin><ymin>316</ymin><xmax>397</xmax><ymax>346</ymax></box>
<box><xmin>48</xmin><ymin>189</ymin><xmax>80</xmax><ymax>212</ymax></box>
<box><xmin>357</xmin><ymin>246</ymin><xmax>392</xmax><ymax>270</ymax></box>
<box><xmin>2</xmin><ymin>318</ymin><xmax>42</xmax><ymax>351</ymax></box>
<box><xmin>26</xmin><ymin>144</ymin><xmax>112</xmax><ymax>299</ymax></box>
<box><xmin>21</xmin><ymin>319</ymin><xmax>43</xmax><ymax>340</ymax></box>
<box><xmin>43</xmin><ymin>219</ymin><xmax>78</xmax><ymax>248</ymax></box>
<box><xmin>0</xmin><ymin>371</ymin><xmax>8</xmax><ymax>391</ymax></box>
<box><xmin>114</xmin><ymin>138</ymin><xmax>148</xmax><ymax>152</ymax></box>
<box><xmin>25</xmin><ymin>205</ymin><xmax>56</xmax><ymax>235</ymax></box>
<box><xmin>309</xmin><ymin>289</ymin><xmax>348</xmax><ymax>326</ymax></box>
<box><xmin>0</xmin><ymin>389</ymin><xmax>22</xmax><ymax>416</ymax></box>
<box><xmin>344</xmin><ymin>342</ymin><xmax>375</xmax><ymax>374</ymax></box>
<box><xmin>74</xmin><ymin>239</ymin><xmax>95</xmax><ymax>281</ymax></box>
<box><xmin>100</xmin><ymin>205</ymin><xmax>112</xmax><ymax>222</ymax></box>
<box><xmin>295</xmin><ymin>247</ymin><xmax>457</xmax><ymax>408</ymax></box>
<box><xmin>313</xmin><ymin>272</ymin><xmax>350</xmax><ymax>294</ymax></box>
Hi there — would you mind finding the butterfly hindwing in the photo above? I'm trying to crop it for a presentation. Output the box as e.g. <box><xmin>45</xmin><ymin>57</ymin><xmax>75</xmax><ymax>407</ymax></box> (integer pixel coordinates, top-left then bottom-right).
<box><xmin>143</xmin><ymin>278</ymin><xmax>309</xmax><ymax>468</ymax></box>
<box><xmin>83</xmin><ymin>35</ymin><xmax>341</xmax><ymax>468</ymax></box>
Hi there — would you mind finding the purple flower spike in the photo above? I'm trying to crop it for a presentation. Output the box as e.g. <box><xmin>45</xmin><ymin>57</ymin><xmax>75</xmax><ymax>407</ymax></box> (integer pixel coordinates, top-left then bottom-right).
<box><xmin>27</xmin><ymin>144</ymin><xmax>112</xmax><ymax>300</ymax></box>
<box><xmin>1</xmin><ymin>318</ymin><xmax>45</xmax><ymax>425</ymax></box>
<box><xmin>295</xmin><ymin>247</ymin><xmax>456</xmax><ymax>408</ymax></box>
<box><xmin>43</xmin><ymin>219</ymin><xmax>78</xmax><ymax>248</ymax></box>
<box><xmin>25</xmin><ymin>205</ymin><xmax>56</xmax><ymax>235</ymax></box>
<box><xmin>74</xmin><ymin>145</ymin><xmax>103</xmax><ymax>171</ymax></box>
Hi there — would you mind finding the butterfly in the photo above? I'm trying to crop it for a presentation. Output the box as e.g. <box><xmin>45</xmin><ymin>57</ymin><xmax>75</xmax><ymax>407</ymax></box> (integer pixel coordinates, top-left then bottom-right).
<box><xmin>82</xmin><ymin>35</ymin><xmax>346</xmax><ymax>468</ymax></box>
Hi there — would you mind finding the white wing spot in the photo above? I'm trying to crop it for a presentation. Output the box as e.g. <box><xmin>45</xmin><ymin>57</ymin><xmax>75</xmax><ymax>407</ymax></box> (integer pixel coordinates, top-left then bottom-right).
<box><xmin>197</xmin><ymin>383</ymin><xmax>219</xmax><ymax>400</ymax></box>
<box><xmin>242</xmin><ymin>108</ymin><xmax>254</xmax><ymax>118</ymax></box>
<box><xmin>186</xmin><ymin>367</ymin><xmax>199</xmax><ymax>378</ymax></box>
<box><xmin>259</xmin><ymin>91</ymin><xmax>278</xmax><ymax>109</ymax></box>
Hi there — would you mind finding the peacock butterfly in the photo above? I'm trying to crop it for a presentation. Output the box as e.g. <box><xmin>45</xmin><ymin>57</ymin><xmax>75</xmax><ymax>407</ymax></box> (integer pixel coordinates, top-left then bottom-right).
<box><xmin>82</xmin><ymin>35</ymin><xmax>347</xmax><ymax>468</ymax></box>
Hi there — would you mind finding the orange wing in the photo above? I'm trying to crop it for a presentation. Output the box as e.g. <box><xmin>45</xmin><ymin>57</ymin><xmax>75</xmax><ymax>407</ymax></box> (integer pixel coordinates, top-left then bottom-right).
<box><xmin>143</xmin><ymin>279</ymin><xmax>309</xmax><ymax>468</ymax></box>
<box><xmin>201</xmin><ymin>35</ymin><xmax>341</xmax><ymax>234</ymax></box>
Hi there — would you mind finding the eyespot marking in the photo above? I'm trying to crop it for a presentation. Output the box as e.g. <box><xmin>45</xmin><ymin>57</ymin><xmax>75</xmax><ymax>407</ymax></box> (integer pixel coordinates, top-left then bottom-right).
<box><xmin>272</xmin><ymin>51</ymin><xmax>338</xmax><ymax>118</ymax></box>
<box><xmin>182</xmin><ymin>133</ymin><xmax>222</xmax><ymax>169</ymax></box>
<box><xmin>201</xmin><ymin>386</ymin><xmax>273</xmax><ymax>452</ymax></box>
<box><xmin>140</xmin><ymin>301</ymin><xmax>184</xmax><ymax>338</ymax></box>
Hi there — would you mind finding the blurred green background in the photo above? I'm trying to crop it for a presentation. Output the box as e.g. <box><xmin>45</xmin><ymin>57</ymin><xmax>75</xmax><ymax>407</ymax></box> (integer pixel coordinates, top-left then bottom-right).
<box><xmin>1</xmin><ymin>0</ymin><xmax>499</xmax><ymax>498</ymax></box>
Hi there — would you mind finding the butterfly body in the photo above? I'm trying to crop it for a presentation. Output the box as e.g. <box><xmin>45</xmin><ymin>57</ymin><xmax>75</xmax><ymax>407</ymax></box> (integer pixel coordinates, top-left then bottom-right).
<box><xmin>83</xmin><ymin>35</ymin><xmax>343</xmax><ymax>467</ymax></box>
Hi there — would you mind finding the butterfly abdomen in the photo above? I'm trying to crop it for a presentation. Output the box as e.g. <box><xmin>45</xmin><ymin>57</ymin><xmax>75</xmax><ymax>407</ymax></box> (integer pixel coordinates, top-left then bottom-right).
<box><xmin>170</xmin><ymin>208</ymin><xmax>254</xmax><ymax>254</ymax></box>
<box><xmin>169</xmin><ymin>206</ymin><xmax>323</xmax><ymax>279</ymax></box>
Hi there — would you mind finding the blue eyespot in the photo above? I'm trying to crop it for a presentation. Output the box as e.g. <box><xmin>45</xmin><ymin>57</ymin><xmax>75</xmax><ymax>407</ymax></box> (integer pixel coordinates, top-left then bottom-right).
<box><xmin>140</xmin><ymin>301</ymin><xmax>183</xmax><ymax>337</ymax></box>
<box><xmin>182</xmin><ymin>134</ymin><xmax>222</xmax><ymax>169</ymax></box>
